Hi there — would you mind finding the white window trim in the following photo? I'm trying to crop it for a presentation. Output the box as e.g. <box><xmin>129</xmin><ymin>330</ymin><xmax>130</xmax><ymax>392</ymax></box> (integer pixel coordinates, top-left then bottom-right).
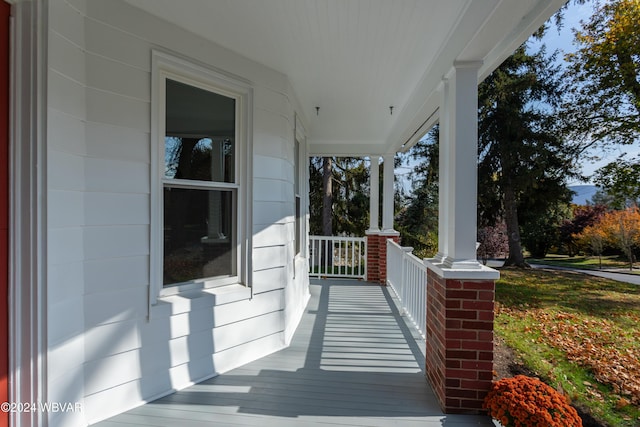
<box><xmin>294</xmin><ymin>113</ymin><xmax>308</xmax><ymax>261</ymax></box>
<box><xmin>150</xmin><ymin>50</ymin><xmax>253</xmax><ymax>306</ymax></box>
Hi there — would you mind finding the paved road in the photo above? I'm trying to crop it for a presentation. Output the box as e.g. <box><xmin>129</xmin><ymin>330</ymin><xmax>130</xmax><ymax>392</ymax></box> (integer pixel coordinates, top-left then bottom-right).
<box><xmin>530</xmin><ymin>263</ymin><xmax>640</xmax><ymax>285</ymax></box>
<box><xmin>487</xmin><ymin>260</ymin><xmax>640</xmax><ymax>285</ymax></box>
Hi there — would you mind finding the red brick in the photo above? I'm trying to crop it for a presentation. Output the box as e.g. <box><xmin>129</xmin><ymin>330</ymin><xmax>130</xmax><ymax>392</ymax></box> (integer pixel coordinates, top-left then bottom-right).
<box><xmin>460</xmin><ymin>399</ymin><xmax>484</xmax><ymax>409</ymax></box>
<box><xmin>446</xmin><ymin>369</ymin><xmax>478</xmax><ymax>380</ymax></box>
<box><xmin>445</xmin><ymin>299</ymin><xmax>461</xmax><ymax>308</ymax></box>
<box><xmin>462</xmin><ymin>281</ymin><xmax>495</xmax><ymax>290</ymax></box>
<box><xmin>446</xmin><ymin>339</ymin><xmax>461</xmax><ymax>349</ymax></box>
<box><xmin>446</xmin><ymin>280</ymin><xmax>463</xmax><ymax>289</ymax></box>
<box><xmin>446</xmin><ymin>330</ymin><xmax>477</xmax><ymax>340</ymax></box>
<box><xmin>446</xmin><ymin>349</ymin><xmax>477</xmax><ymax>360</ymax></box>
<box><xmin>461</xmin><ymin>320</ymin><xmax>493</xmax><ymax>330</ymax></box>
<box><xmin>447</xmin><ymin>290</ymin><xmax>477</xmax><ymax>299</ymax></box>
<box><xmin>446</xmin><ymin>398</ymin><xmax>461</xmax><ymax>408</ymax></box>
<box><xmin>461</xmin><ymin>379</ymin><xmax>493</xmax><ymax>390</ymax></box>
<box><xmin>478</xmin><ymin>311</ymin><xmax>494</xmax><ymax>321</ymax></box>
<box><xmin>446</xmin><ymin>359</ymin><xmax>461</xmax><ymax>369</ymax></box>
<box><xmin>448</xmin><ymin>388</ymin><xmax>479</xmax><ymax>398</ymax></box>
<box><xmin>446</xmin><ymin>378</ymin><xmax>460</xmax><ymax>388</ymax></box>
<box><xmin>461</xmin><ymin>361</ymin><xmax>493</xmax><ymax>371</ymax></box>
<box><xmin>478</xmin><ymin>351</ymin><xmax>493</xmax><ymax>361</ymax></box>
<box><xmin>446</xmin><ymin>309</ymin><xmax>478</xmax><ymax>320</ymax></box>
<box><xmin>445</xmin><ymin>319</ymin><xmax>462</xmax><ymax>329</ymax></box>
<box><xmin>478</xmin><ymin>371</ymin><xmax>494</xmax><ymax>380</ymax></box>
<box><xmin>478</xmin><ymin>331</ymin><xmax>493</xmax><ymax>341</ymax></box>
<box><xmin>461</xmin><ymin>340</ymin><xmax>493</xmax><ymax>351</ymax></box>
<box><xmin>478</xmin><ymin>291</ymin><xmax>494</xmax><ymax>301</ymax></box>
<box><xmin>462</xmin><ymin>300</ymin><xmax>494</xmax><ymax>310</ymax></box>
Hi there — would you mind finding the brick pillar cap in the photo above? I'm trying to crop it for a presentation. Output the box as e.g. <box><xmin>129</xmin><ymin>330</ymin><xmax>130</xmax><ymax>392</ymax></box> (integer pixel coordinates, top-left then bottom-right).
<box><xmin>424</xmin><ymin>259</ymin><xmax>500</xmax><ymax>280</ymax></box>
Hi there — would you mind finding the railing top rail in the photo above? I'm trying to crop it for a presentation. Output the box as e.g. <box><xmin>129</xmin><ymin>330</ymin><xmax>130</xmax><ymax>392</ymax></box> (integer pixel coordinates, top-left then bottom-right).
<box><xmin>405</xmin><ymin>251</ymin><xmax>425</xmax><ymax>268</ymax></box>
<box><xmin>387</xmin><ymin>239</ymin><xmax>403</xmax><ymax>250</ymax></box>
<box><xmin>309</xmin><ymin>235</ymin><xmax>366</xmax><ymax>243</ymax></box>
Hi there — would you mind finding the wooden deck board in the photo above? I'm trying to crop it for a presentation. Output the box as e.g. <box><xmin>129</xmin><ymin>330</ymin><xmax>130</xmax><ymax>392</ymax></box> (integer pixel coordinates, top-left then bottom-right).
<box><xmin>92</xmin><ymin>279</ymin><xmax>493</xmax><ymax>427</ymax></box>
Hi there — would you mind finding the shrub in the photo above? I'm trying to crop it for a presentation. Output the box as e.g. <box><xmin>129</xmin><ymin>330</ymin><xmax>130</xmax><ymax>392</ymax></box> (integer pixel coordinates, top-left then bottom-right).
<box><xmin>483</xmin><ymin>375</ymin><xmax>582</xmax><ymax>426</ymax></box>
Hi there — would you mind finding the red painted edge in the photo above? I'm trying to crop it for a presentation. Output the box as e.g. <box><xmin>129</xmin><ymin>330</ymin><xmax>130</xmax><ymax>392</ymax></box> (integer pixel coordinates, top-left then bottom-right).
<box><xmin>0</xmin><ymin>2</ymin><xmax>10</xmax><ymax>426</ymax></box>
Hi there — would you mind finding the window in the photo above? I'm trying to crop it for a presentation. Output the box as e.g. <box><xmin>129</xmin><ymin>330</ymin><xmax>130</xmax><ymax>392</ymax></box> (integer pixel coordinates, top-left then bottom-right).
<box><xmin>294</xmin><ymin>139</ymin><xmax>301</xmax><ymax>257</ymax></box>
<box><xmin>151</xmin><ymin>51</ymin><xmax>252</xmax><ymax>299</ymax></box>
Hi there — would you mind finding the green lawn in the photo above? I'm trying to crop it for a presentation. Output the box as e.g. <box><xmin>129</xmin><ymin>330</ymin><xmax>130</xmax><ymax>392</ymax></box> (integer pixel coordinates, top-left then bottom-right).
<box><xmin>496</xmin><ymin>268</ymin><xmax>640</xmax><ymax>426</ymax></box>
<box><xmin>527</xmin><ymin>255</ymin><xmax>640</xmax><ymax>273</ymax></box>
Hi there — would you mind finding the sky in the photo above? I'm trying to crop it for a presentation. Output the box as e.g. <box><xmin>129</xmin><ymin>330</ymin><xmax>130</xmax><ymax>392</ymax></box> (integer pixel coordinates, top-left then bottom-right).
<box><xmin>396</xmin><ymin>1</ymin><xmax>639</xmax><ymax>191</ymax></box>
<box><xmin>534</xmin><ymin>1</ymin><xmax>640</xmax><ymax>185</ymax></box>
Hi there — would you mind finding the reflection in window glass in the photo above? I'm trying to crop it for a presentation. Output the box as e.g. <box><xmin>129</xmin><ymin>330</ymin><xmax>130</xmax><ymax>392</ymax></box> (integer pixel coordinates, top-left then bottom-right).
<box><xmin>163</xmin><ymin>188</ymin><xmax>236</xmax><ymax>285</ymax></box>
<box><xmin>164</xmin><ymin>79</ymin><xmax>235</xmax><ymax>183</ymax></box>
<box><xmin>164</xmin><ymin>137</ymin><xmax>234</xmax><ymax>182</ymax></box>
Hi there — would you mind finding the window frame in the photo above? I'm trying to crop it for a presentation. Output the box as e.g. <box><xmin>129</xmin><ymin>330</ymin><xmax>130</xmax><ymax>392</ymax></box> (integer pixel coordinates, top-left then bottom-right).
<box><xmin>293</xmin><ymin>114</ymin><xmax>307</xmax><ymax>264</ymax></box>
<box><xmin>150</xmin><ymin>51</ymin><xmax>253</xmax><ymax>304</ymax></box>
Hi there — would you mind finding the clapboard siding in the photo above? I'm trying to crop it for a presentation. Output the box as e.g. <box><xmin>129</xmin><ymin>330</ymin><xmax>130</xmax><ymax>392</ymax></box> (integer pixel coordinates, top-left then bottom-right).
<box><xmin>49</xmin><ymin>31</ymin><xmax>85</xmax><ymax>83</ymax></box>
<box><xmin>83</xmin><ymin>193</ymin><xmax>148</xmax><ymax>226</ymax></box>
<box><xmin>85</xmin><ymin>122</ymin><xmax>149</xmax><ymax>162</ymax></box>
<box><xmin>253</xmin><ymin>266</ymin><xmax>287</xmax><ymax>294</ymax></box>
<box><xmin>45</xmin><ymin>1</ymin><xmax>310</xmax><ymax>425</ymax></box>
<box><xmin>49</xmin><ymin>190</ymin><xmax>84</xmax><ymax>228</ymax></box>
<box><xmin>254</xmin><ymin>223</ymin><xmax>288</xmax><ymax>247</ymax></box>
<box><xmin>84</xmin><ymin>286</ymin><xmax>148</xmax><ymax>328</ymax></box>
<box><xmin>83</xmin><ymin>256</ymin><xmax>149</xmax><ymax>294</ymax></box>
<box><xmin>85</xmin><ymin>88</ymin><xmax>150</xmax><ymax>130</ymax></box>
<box><xmin>49</xmin><ymin>261</ymin><xmax>85</xmax><ymax>303</ymax></box>
<box><xmin>49</xmin><ymin>70</ymin><xmax>85</xmax><ymax>118</ymax></box>
<box><xmin>50</xmin><ymin>0</ymin><xmax>86</xmax><ymax>48</ymax></box>
<box><xmin>47</xmin><ymin>3</ymin><xmax>88</xmax><ymax>426</ymax></box>
<box><xmin>48</xmin><ymin>109</ymin><xmax>87</xmax><ymax>154</ymax></box>
<box><xmin>85</xmin><ymin>54</ymin><xmax>150</xmax><ymax>101</ymax></box>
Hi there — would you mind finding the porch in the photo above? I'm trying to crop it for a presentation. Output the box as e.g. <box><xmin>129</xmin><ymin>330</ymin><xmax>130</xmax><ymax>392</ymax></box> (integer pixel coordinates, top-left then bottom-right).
<box><xmin>92</xmin><ymin>278</ymin><xmax>492</xmax><ymax>427</ymax></box>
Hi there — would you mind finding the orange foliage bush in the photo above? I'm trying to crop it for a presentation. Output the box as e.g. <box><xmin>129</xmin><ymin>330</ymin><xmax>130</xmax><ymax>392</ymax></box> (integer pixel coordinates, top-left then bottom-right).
<box><xmin>483</xmin><ymin>375</ymin><xmax>582</xmax><ymax>426</ymax></box>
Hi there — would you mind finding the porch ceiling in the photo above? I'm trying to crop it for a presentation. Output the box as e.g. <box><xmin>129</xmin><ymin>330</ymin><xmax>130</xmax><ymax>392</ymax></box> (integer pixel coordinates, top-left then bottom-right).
<box><xmin>124</xmin><ymin>0</ymin><xmax>566</xmax><ymax>156</ymax></box>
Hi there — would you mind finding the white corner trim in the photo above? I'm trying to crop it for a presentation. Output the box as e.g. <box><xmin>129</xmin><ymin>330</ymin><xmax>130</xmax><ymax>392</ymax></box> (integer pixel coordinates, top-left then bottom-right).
<box><xmin>9</xmin><ymin>1</ymin><xmax>48</xmax><ymax>427</ymax></box>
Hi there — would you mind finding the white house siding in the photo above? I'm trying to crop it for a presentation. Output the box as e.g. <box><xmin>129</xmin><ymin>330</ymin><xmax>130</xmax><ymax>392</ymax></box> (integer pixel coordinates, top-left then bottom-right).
<box><xmin>46</xmin><ymin>0</ymin><xmax>310</xmax><ymax>425</ymax></box>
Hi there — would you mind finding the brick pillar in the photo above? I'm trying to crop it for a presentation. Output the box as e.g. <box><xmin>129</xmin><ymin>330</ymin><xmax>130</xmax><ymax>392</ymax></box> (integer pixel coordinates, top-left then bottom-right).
<box><xmin>365</xmin><ymin>232</ymin><xmax>380</xmax><ymax>283</ymax></box>
<box><xmin>366</xmin><ymin>232</ymin><xmax>400</xmax><ymax>284</ymax></box>
<box><xmin>425</xmin><ymin>268</ymin><xmax>496</xmax><ymax>414</ymax></box>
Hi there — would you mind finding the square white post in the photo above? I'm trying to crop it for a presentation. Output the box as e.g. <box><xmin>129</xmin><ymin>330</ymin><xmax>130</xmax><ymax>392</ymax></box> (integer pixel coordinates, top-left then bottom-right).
<box><xmin>434</xmin><ymin>79</ymin><xmax>450</xmax><ymax>262</ymax></box>
<box><xmin>444</xmin><ymin>61</ymin><xmax>482</xmax><ymax>267</ymax></box>
<box><xmin>381</xmin><ymin>153</ymin><xmax>395</xmax><ymax>232</ymax></box>
<box><xmin>367</xmin><ymin>155</ymin><xmax>380</xmax><ymax>233</ymax></box>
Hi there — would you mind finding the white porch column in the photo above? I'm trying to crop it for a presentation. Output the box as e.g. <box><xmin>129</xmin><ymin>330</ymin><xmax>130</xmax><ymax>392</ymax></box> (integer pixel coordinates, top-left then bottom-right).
<box><xmin>367</xmin><ymin>156</ymin><xmax>380</xmax><ymax>232</ymax></box>
<box><xmin>381</xmin><ymin>153</ymin><xmax>395</xmax><ymax>232</ymax></box>
<box><xmin>434</xmin><ymin>78</ymin><xmax>450</xmax><ymax>262</ymax></box>
<box><xmin>444</xmin><ymin>61</ymin><xmax>481</xmax><ymax>267</ymax></box>
<box><xmin>423</xmin><ymin>62</ymin><xmax>499</xmax><ymax>415</ymax></box>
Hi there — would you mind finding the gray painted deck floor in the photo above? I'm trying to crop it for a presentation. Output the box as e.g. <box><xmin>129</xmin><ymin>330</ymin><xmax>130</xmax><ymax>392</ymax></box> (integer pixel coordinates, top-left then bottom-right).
<box><xmin>94</xmin><ymin>279</ymin><xmax>493</xmax><ymax>427</ymax></box>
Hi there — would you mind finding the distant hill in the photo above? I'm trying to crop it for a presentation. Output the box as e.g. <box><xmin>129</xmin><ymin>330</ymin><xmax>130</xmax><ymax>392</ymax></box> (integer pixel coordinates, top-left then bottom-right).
<box><xmin>569</xmin><ymin>185</ymin><xmax>598</xmax><ymax>205</ymax></box>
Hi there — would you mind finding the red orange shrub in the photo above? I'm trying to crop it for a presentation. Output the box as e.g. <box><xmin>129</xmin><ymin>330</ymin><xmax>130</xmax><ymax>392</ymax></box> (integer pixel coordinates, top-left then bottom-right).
<box><xmin>483</xmin><ymin>375</ymin><xmax>582</xmax><ymax>426</ymax></box>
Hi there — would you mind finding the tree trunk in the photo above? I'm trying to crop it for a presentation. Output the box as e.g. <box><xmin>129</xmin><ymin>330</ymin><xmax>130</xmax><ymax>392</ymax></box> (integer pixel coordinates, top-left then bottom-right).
<box><xmin>322</xmin><ymin>157</ymin><xmax>333</xmax><ymax>236</ymax></box>
<box><xmin>321</xmin><ymin>157</ymin><xmax>333</xmax><ymax>268</ymax></box>
<box><xmin>502</xmin><ymin>180</ymin><xmax>529</xmax><ymax>268</ymax></box>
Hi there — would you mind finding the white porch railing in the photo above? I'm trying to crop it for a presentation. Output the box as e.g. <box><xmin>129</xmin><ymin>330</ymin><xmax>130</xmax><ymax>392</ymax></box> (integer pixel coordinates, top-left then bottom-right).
<box><xmin>309</xmin><ymin>235</ymin><xmax>367</xmax><ymax>279</ymax></box>
<box><xmin>386</xmin><ymin>239</ymin><xmax>427</xmax><ymax>340</ymax></box>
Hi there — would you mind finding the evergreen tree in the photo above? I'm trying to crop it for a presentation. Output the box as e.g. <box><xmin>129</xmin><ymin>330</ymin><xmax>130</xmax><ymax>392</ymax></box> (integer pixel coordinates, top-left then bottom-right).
<box><xmin>309</xmin><ymin>156</ymin><xmax>370</xmax><ymax>237</ymax></box>
<box><xmin>478</xmin><ymin>44</ymin><xmax>579</xmax><ymax>267</ymax></box>
<box><xmin>395</xmin><ymin>128</ymin><xmax>439</xmax><ymax>258</ymax></box>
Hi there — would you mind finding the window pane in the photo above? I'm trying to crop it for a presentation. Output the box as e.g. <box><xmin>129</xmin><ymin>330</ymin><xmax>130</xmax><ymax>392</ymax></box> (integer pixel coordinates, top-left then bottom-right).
<box><xmin>165</xmin><ymin>79</ymin><xmax>235</xmax><ymax>183</ymax></box>
<box><xmin>163</xmin><ymin>187</ymin><xmax>236</xmax><ymax>285</ymax></box>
